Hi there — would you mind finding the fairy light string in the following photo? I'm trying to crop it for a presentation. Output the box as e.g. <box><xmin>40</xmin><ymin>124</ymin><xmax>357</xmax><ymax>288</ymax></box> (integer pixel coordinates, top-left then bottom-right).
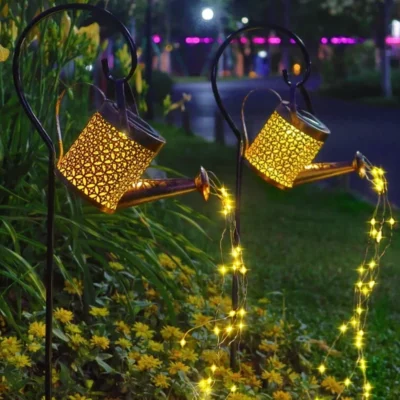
<box><xmin>178</xmin><ymin>171</ymin><xmax>250</xmax><ymax>398</ymax></box>
<box><xmin>316</xmin><ymin>160</ymin><xmax>395</xmax><ymax>400</ymax></box>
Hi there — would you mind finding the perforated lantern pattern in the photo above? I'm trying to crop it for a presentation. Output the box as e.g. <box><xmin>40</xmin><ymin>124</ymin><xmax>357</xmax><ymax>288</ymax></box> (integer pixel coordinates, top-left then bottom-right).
<box><xmin>245</xmin><ymin>111</ymin><xmax>323</xmax><ymax>188</ymax></box>
<box><xmin>57</xmin><ymin>112</ymin><xmax>155</xmax><ymax>212</ymax></box>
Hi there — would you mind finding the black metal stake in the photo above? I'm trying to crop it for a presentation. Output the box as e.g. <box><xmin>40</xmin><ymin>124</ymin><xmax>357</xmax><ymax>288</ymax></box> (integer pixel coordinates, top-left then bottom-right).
<box><xmin>13</xmin><ymin>4</ymin><xmax>137</xmax><ymax>399</ymax></box>
<box><xmin>145</xmin><ymin>0</ymin><xmax>154</xmax><ymax>120</ymax></box>
<box><xmin>211</xmin><ymin>24</ymin><xmax>311</xmax><ymax>371</ymax></box>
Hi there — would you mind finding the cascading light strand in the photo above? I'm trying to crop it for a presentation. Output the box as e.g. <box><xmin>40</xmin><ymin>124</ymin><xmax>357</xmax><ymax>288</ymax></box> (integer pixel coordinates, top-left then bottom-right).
<box><xmin>178</xmin><ymin>172</ymin><xmax>251</xmax><ymax>399</ymax></box>
<box><xmin>315</xmin><ymin>161</ymin><xmax>395</xmax><ymax>400</ymax></box>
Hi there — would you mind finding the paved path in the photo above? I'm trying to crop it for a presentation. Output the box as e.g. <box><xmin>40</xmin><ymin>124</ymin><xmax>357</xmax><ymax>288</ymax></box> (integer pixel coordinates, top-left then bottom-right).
<box><xmin>172</xmin><ymin>78</ymin><xmax>399</xmax><ymax>205</ymax></box>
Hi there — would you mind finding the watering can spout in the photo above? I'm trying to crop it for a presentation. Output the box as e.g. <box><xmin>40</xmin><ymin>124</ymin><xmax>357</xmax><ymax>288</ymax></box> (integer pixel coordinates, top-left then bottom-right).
<box><xmin>117</xmin><ymin>167</ymin><xmax>210</xmax><ymax>209</ymax></box>
<box><xmin>293</xmin><ymin>151</ymin><xmax>367</xmax><ymax>187</ymax></box>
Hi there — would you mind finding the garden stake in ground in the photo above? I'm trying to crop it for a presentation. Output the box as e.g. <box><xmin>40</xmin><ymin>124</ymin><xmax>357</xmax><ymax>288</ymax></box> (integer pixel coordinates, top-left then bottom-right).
<box><xmin>12</xmin><ymin>4</ymin><xmax>210</xmax><ymax>399</ymax></box>
<box><xmin>211</xmin><ymin>23</ymin><xmax>370</xmax><ymax>381</ymax></box>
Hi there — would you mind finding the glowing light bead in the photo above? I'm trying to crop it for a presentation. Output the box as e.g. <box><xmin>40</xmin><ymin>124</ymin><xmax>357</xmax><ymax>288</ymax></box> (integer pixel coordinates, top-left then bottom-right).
<box><xmin>220</xmin><ymin>187</ymin><xmax>228</xmax><ymax>197</ymax></box>
<box><xmin>232</xmin><ymin>262</ymin><xmax>240</xmax><ymax>271</ymax></box>
<box><xmin>355</xmin><ymin>337</ymin><xmax>363</xmax><ymax>349</ymax></box>
<box><xmin>361</xmin><ymin>287</ymin><xmax>370</xmax><ymax>296</ymax></box>
<box><xmin>388</xmin><ymin>217</ymin><xmax>396</xmax><ymax>226</ymax></box>
<box><xmin>344</xmin><ymin>378</ymin><xmax>352</xmax><ymax>387</ymax></box>
<box><xmin>376</xmin><ymin>230</ymin><xmax>383</xmax><ymax>243</ymax></box>
<box><xmin>356</xmin><ymin>281</ymin><xmax>363</xmax><ymax>289</ymax></box>
<box><xmin>349</xmin><ymin>318</ymin><xmax>358</xmax><ymax>328</ymax></box>
<box><xmin>230</xmin><ymin>385</ymin><xmax>237</xmax><ymax>393</ymax></box>
<box><xmin>239</xmin><ymin>266</ymin><xmax>248</xmax><ymax>274</ymax></box>
<box><xmin>226</xmin><ymin>325</ymin><xmax>233</xmax><ymax>334</ymax></box>
<box><xmin>364</xmin><ymin>382</ymin><xmax>372</xmax><ymax>392</ymax></box>
<box><xmin>318</xmin><ymin>364</ymin><xmax>326</xmax><ymax>374</ymax></box>
<box><xmin>358</xmin><ymin>265</ymin><xmax>366</xmax><ymax>274</ymax></box>
<box><xmin>238</xmin><ymin>322</ymin><xmax>245</xmax><ymax>330</ymax></box>
<box><xmin>238</xmin><ymin>308</ymin><xmax>246</xmax><ymax>317</ymax></box>
<box><xmin>370</xmin><ymin>228</ymin><xmax>378</xmax><ymax>238</ymax></box>
<box><xmin>339</xmin><ymin>324</ymin><xmax>348</xmax><ymax>333</ymax></box>
<box><xmin>369</xmin><ymin>260</ymin><xmax>377</xmax><ymax>269</ymax></box>
<box><xmin>219</xmin><ymin>265</ymin><xmax>228</xmax><ymax>275</ymax></box>
<box><xmin>369</xmin><ymin>218</ymin><xmax>376</xmax><ymax>225</ymax></box>
<box><xmin>199</xmin><ymin>378</ymin><xmax>212</xmax><ymax>394</ymax></box>
<box><xmin>232</xmin><ymin>247</ymin><xmax>242</xmax><ymax>258</ymax></box>
<box><xmin>368</xmin><ymin>280</ymin><xmax>376</xmax><ymax>289</ymax></box>
<box><xmin>210</xmin><ymin>364</ymin><xmax>217</xmax><ymax>373</ymax></box>
<box><xmin>359</xmin><ymin>358</ymin><xmax>367</xmax><ymax>372</ymax></box>
<box><xmin>213</xmin><ymin>327</ymin><xmax>220</xmax><ymax>336</ymax></box>
<box><xmin>180</xmin><ymin>338</ymin><xmax>186</xmax><ymax>347</ymax></box>
<box><xmin>229</xmin><ymin>310</ymin><xmax>236</xmax><ymax>317</ymax></box>
<box><xmin>356</xmin><ymin>307</ymin><xmax>364</xmax><ymax>315</ymax></box>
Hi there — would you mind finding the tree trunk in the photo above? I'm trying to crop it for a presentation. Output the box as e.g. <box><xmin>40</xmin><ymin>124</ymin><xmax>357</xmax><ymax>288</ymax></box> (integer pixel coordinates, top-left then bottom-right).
<box><xmin>376</xmin><ymin>0</ymin><xmax>393</xmax><ymax>98</ymax></box>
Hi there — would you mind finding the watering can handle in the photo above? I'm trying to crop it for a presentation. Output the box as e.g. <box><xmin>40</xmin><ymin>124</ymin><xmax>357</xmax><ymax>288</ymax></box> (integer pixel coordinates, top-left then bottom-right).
<box><xmin>240</xmin><ymin>88</ymin><xmax>283</xmax><ymax>151</ymax></box>
<box><xmin>55</xmin><ymin>82</ymin><xmax>107</xmax><ymax>164</ymax></box>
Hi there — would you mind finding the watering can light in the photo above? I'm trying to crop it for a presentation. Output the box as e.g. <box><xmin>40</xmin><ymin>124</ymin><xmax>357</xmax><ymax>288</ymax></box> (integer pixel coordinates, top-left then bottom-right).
<box><xmin>57</xmin><ymin>101</ymin><xmax>210</xmax><ymax>213</ymax></box>
<box><xmin>244</xmin><ymin>102</ymin><xmax>366</xmax><ymax>189</ymax></box>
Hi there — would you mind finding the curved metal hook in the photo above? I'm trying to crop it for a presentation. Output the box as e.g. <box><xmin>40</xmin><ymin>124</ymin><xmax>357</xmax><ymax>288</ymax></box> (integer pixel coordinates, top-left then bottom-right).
<box><xmin>13</xmin><ymin>3</ymin><xmax>138</xmax><ymax>155</ymax></box>
<box><xmin>211</xmin><ymin>24</ymin><xmax>311</xmax><ymax>144</ymax></box>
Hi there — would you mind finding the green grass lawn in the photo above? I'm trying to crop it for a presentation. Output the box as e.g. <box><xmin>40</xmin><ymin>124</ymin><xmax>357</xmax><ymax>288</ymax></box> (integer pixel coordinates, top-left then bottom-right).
<box><xmin>156</xmin><ymin>122</ymin><xmax>400</xmax><ymax>398</ymax></box>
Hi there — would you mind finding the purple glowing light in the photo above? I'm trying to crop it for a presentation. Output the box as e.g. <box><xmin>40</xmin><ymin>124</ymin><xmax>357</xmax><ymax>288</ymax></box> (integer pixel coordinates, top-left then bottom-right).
<box><xmin>386</xmin><ymin>37</ymin><xmax>400</xmax><ymax>44</ymax></box>
<box><xmin>269</xmin><ymin>37</ymin><xmax>281</xmax><ymax>44</ymax></box>
<box><xmin>152</xmin><ymin>35</ymin><xmax>161</xmax><ymax>43</ymax></box>
<box><xmin>321</xmin><ymin>37</ymin><xmax>328</xmax><ymax>44</ymax></box>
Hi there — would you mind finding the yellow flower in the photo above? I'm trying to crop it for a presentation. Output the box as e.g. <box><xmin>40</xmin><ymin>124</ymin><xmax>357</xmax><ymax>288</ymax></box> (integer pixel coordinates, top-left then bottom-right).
<box><xmin>187</xmin><ymin>295</ymin><xmax>205</xmax><ymax>308</ymax></box>
<box><xmin>321</xmin><ymin>376</ymin><xmax>345</xmax><ymax>395</ymax></box>
<box><xmin>161</xmin><ymin>325</ymin><xmax>183</xmax><ymax>340</ymax></box>
<box><xmin>133</xmin><ymin>322</ymin><xmax>154</xmax><ymax>340</ymax></box>
<box><xmin>68</xmin><ymin>395</ymin><xmax>92</xmax><ymax>400</ymax></box>
<box><xmin>201</xmin><ymin>349</ymin><xmax>223</xmax><ymax>364</ymax></box>
<box><xmin>9</xmin><ymin>354</ymin><xmax>31</xmax><ymax>368</ymax></box>
<box><xmin>152</xmin><ymin>374</ymin><xmax>170</xmax><ymax>388</ymax></box>
<box><xmin>181</xmin><ymin>265</ymin><xmax>195</xmax><ymax>276</ymax></box>
<box><xmin>109</xmin><ymin>261</ymin><xmax>124</xmax><ymax>271</ymax></box>
<box><xmin>28</xmin><ymin>321</ymin><xmax>46</xmax><ymax>338</ymax></box>
<box><xmin>158</xmin><ymin>253</ymin><xmax>181</xmax><ymax>269</ymax></box>
<box><xmin>191</xmin><ymin>313</ymin><xmax>213</xmax><ymax>327</ymax></box>
<box><xmin>115</xmin><ymin>338</ymin><xmax>131</xmax><ymax>349</ymax></box>
<box><xmin>272</xmin><ymin>391</ymin><xmax>292</xmax><ymax>400</ymax></box>
<box><xmin>0</xmin><ymin>336</ymin><xmax>22</xmax><ymax>357</ymax></box>
<box><xmin>128</xmin><ymin>351</ymin><xmax>141</xmax><ymax>361</ymax></box>
<box><xmin>114</xmin><ymin>320</ymin><xmax>130</xmax><ymax>336</ymax></box>
<box><xmin>268</xmin><ymin>355</ymin><xmax>286</xmax><ymax>370</ymax></box>
<box><xmin>89</xmin><ymin>306</ymin><xmax>109</xmax><ymax>317</ymax></box>
<box><xmin>148</xmin><ymin>340</ymin><xmax>164</xmax><ymax>352</ymax></box>
<box><xmin>112</xmin><ymin>292</ymin><xmax>127</xmax><ymax>304</ymax></box>
<box><xmin>266</xmin><ymin>325</ymin><xmax>284</xmax><ymax>338</ymax></box>
<box><xmin>27</xmin><ymin>342</ymin><xmax>41</xmax><ymax>353</ymax></box>
<box><xmin>262</xmin><ymin>370</ymin><xmax>283</xmax><ymax>386</ymax></box>
<box><xmin>168</xmin><ymin>361</ymin><xmax>189</xmax><ymax>375</ymax></box>
<box><xmin>90</xmin><ymin>335</ymin><xmax>109</xmax><ymax>350</ymax></box>
<box><xmin>228</xmin><ymin>394</ymin><xmax>255</xmax><ymax>400</ymax></box>
<box><xmin>259</xmin><ymin>340</ymin><xmax>278</xmax><ymax>353</ymax></box>
<box><xmin>65</xmin><ymin>323</ymin><xmax>82</xmax><ymax>334</ymax></box>
<box><xmin>54</xmin><ymin>308</ymin><xmax>73</xmax><ymax>324</ymax></box>
<box><xmin>0</xmin><ymin>45</ymin><xmax>10</xmax><ymax>62</ymax></box>
<box><xmin>64</xmin><ymin>278</ymin><xmax>83</xmax><ymax>296</ymax></box>
<box><xmin>68</xmin><ymin>334</ymin><xmax>88</xmax><ymax>350</ymax></box>
<box><xmin>137</xmin><ymin>355</ymin><xmax>162</xmax><ymax>371</ymax></box>
<box><xmin>0</xmin><ymin>376</ymin><xmax>9</xmax><ymax>393</ymax></box>
<box><xmin>180</xmin><ymin>347</ymin><xmax>198</xmax><ymax>362</ymax></box>
<box><xmin>77</xmin><ymin>23</ymin><xmax>100</xmax><ymax>55</ymax></box>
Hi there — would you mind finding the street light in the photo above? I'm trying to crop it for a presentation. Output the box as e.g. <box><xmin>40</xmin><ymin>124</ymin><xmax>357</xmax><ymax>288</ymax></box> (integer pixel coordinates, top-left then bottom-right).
<box><xmin>241</xmin><ymin>17</ymin><xmax>249</xmax><ymax>24</ymax></box>
<box><xmin>202</xmin><ymin>7</ymin><xmax>214</xmax><ymax>21</ymax></box>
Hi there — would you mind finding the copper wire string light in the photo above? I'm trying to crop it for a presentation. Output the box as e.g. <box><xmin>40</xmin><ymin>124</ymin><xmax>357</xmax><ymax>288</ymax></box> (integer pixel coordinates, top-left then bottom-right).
<box><xmin>315</xmin><ymin>163</ymin><xmax>395</xmax><ymax>400</ymax></box>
